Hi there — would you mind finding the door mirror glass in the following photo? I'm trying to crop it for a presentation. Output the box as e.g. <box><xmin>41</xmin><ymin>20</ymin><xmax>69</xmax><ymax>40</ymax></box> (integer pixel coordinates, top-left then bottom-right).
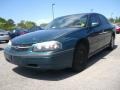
<box><xmin>91</xmin><ymin>22</ymin><xmax>99</xmax><ymax>27</ymax></box>
<box><xmin>90</xmin><ymin>15</ymin><xmax>100</xmax><ymax>28</ymax></box>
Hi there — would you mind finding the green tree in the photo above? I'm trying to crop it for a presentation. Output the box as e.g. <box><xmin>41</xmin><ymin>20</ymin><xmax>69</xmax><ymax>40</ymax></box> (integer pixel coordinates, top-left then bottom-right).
<box><xmin>25</xmin><ymin>21</ymin><xmax>36</xmax><ymax>29</ymax></box>
<box><xmin>5</xmin><ymin>19</ymin><xmax>16</xmax><ymax>30</ymax></box>
<box><xmin>0</xmin><ymin>18</ymin><xmax>16</xmax><ymax>30</ymax></box>
<box><xmin>0</xmin><ymin>17</ymin><xmax>6</xmax><ymax>29</ymax></box>
<box><xmin>117</xmin><ymin>17</ymin><xmax>120</xmax><ymax>23</ymax></box>
<box><xmin>17</xmin><ymin>20</ymin><xmax>36</xmax><ymax>29</ymax></box>
<box><xmin>109</xmin><ymin>18</ymin><xmax>114</xmax><ymax>23</ymax></box>
<box><xmin>17</xmin><ymin>20</ymin><xmax>26</xmax><ymax>29</ymax></box>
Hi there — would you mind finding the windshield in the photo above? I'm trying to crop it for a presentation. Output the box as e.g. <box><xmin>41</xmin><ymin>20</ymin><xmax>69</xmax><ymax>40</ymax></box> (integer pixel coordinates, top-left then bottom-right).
<box><xmin>46</xmin><ymin>14</ymin><xmax>88</xmax><ymax>29</ymax></box>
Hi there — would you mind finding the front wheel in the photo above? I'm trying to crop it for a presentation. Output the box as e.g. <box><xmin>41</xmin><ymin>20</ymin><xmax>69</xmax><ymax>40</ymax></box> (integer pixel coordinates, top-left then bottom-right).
<box><xmin>72</xmin><ymin>43</ymin><xmax>88</xmax><ymax>72</ymax></box>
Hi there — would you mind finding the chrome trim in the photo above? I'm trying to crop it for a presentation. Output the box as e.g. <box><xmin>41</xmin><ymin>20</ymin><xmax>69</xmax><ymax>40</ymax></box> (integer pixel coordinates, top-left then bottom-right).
<box><xmin>11</xmin><ymin>45</ymin><xmax>32</xmax><ymax>49</ymax></box>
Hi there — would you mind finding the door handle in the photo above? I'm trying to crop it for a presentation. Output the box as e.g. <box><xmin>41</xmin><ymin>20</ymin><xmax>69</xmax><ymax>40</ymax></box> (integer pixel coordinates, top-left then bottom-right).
<box><xmin>99</xmin><ymin>32</ymin><xmax>104</xmax><ymax>35</ymax></box>
<box><xmin>99</xmin><ymin>31</ymin><xmax>107</xmax><ymax>35</ymax></box>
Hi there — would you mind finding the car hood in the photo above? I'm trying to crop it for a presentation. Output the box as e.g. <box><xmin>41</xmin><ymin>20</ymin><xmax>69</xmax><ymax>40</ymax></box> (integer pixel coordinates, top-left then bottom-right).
<box><xmin>11</xmin><ymin>28</ymin><xmax>77</xmax><ymax>45</ymax></box>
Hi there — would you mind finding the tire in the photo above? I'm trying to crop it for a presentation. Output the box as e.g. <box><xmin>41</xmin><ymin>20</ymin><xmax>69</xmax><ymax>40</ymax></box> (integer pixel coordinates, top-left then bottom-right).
<box><xmin>72</xmin><ymin>43</ymin><xmax>88</xmax><ymax>72</ymax></box>
<box><xmin>116</xmin><ymin>32</ymin><xmax>120</xmax><ymax>34</ymax></box>
<box><xmin>108</xmin><ymin>36</ymin><xmax>115</xmax><ymax>50</ymax></box>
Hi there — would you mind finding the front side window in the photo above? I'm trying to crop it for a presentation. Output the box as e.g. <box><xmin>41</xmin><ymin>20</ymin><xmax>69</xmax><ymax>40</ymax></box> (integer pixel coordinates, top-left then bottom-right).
<box><xmin>90</xmin><ymin>15</ymin><xmax>100</xmax><ymax>27</ymax></box>
<box><xmin>71</xmin><ymin>16</ymin><xmax>88</xmax><ymax>28</ymax></box>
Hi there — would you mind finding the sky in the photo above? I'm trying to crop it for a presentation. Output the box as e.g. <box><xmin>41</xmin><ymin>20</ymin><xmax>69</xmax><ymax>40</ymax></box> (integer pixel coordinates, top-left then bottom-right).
<box><xmin>0</xmin><ymin>0</ymin><xmax>120</xmax><ymax>25</ymax></box>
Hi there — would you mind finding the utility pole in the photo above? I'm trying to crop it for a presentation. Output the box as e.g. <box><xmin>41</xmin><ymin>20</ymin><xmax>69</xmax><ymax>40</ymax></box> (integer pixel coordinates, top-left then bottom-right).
<box><xmin>111</xmin><ymin>12</ymin><xmax>113</xmax><ymax>18</ymax></box>
<box><xmin>90</xmin><ymin>9</ymin><xmax>94</xmax><ymax>12</ymax></box>
<box><xmin>52</xmin><ymin>3</ymin><xmax>55</xmax><ymax>20</ymax></box>
<box><xmin>111</xmin><ymin>12</ymin><xmax>115</xmax><ymax>23</ymax></box>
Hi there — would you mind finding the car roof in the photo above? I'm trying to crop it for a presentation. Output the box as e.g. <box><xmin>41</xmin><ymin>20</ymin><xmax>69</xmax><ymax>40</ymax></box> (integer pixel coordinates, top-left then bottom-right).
<box><xmin>58</xmin><ymin>13</ymin><xmax>102</xmax><ymax>19</ymax></box>
<box><xmin>71</xmin><ymin>13</ymin><xmax>99</xmax><ymax>15</ymax></box>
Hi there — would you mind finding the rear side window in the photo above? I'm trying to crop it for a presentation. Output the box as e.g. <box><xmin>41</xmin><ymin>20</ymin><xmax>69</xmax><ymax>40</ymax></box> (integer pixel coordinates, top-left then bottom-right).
<box><xmin>90</xmin><ymin>15</ymin><xmax>100</xmax><ymax>27</ymax></box>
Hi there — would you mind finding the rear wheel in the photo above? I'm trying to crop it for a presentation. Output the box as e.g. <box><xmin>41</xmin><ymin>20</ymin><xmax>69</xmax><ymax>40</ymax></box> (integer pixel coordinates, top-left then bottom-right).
<box><xmin>108</xmin><ymin>36</ymin><xmax>115</xmax><ymax>50</ymax></box>
<box><xmin>72</xmin><ymin>43</ymin><xmax>88</xmax><ymax>72</ymax></box>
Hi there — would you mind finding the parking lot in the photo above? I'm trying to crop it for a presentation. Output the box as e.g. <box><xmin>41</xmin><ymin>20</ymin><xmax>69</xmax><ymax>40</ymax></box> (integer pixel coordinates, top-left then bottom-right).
<box><xmin>0</xmin><ymin>34</ymin><xmax>120</xmax><ymax>90</ymax></box>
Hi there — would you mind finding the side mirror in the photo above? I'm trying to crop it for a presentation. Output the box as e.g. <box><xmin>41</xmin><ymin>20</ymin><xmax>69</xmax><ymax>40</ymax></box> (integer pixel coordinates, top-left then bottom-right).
<box><xmin>91</xmin><ymin>22</ymin><xmax>99</xmax><ymax>27</ymax></box>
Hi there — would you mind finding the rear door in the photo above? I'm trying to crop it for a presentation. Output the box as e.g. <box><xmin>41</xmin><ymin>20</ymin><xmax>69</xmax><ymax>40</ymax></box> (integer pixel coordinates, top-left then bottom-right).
<box><xmin>88</xmin><ymin>14</ymin><xmax>104</xmax><ymax>53</ymax></box>
<box><xmin>98</xmin><ymin>15</ymin><xmax>112</xmax><ymax>45</ymax></box>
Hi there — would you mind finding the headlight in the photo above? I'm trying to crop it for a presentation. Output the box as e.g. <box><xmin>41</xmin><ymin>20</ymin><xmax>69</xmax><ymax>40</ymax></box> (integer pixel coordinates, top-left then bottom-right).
<box><xmin>8</xmin><ymin>40</ymin><xmax>12</xmax><ymax>46</ymax></box>
<box><xmin>33</xmin><ymin>41</ymin><xmax>62</xmax><ymax>52</ymax></box>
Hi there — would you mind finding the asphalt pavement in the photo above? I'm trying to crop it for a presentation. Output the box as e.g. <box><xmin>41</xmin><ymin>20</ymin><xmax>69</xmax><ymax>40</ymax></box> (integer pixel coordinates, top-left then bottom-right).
<box><xmin>0</xmin><ymin>35</ymin><xmax>120</xmax><ymax>90</ymax></box>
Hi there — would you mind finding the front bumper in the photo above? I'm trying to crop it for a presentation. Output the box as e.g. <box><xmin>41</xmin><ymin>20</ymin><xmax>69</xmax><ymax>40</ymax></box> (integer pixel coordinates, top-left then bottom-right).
<box><xmin>4</xmin><ymin>47</ymin><xmax>74</xmax><ymax>70</ymax></box>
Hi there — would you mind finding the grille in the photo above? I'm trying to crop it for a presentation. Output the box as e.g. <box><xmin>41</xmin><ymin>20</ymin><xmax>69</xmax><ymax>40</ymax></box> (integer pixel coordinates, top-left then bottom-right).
<box><xmin>11</xmin><ymin>44</ymin><xmax>32</xmax><ymax>51</ymax></box>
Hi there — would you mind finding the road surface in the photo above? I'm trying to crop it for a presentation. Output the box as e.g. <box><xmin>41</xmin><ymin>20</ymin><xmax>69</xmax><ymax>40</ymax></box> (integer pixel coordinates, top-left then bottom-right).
<box><xmin>0</xmin><ymin>35</ymin><xmax>120</xmax><ymax>90</ymax></box>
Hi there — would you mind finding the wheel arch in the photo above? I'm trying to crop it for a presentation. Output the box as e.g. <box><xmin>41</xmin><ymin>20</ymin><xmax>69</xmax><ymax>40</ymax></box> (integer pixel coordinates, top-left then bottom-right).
<box><xmin>75</xmin><ymin>38</ymin><xmax>90</xmax><ymax>53</ymax></box>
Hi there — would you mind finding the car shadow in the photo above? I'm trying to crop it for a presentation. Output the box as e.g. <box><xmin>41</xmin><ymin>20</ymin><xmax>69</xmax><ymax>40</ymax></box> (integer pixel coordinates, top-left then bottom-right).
<box><xmin>0</xmin><ymin>41</ymin><xmax>5</xmax><ymax>51</ymax></box>
<box><xmin>13</xmin><ymin>68</ymin><xmax>76</xmax><ymax>81</ymax></box>
<box><xmin>87</xmin><ymin>45</ymin><xmax>117</xmax><ymax>68</ymax></box>
<box><xmin>12</xmin><ymin>45</ymin><xmax>118</xmax><ymax>81</ymax></box>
